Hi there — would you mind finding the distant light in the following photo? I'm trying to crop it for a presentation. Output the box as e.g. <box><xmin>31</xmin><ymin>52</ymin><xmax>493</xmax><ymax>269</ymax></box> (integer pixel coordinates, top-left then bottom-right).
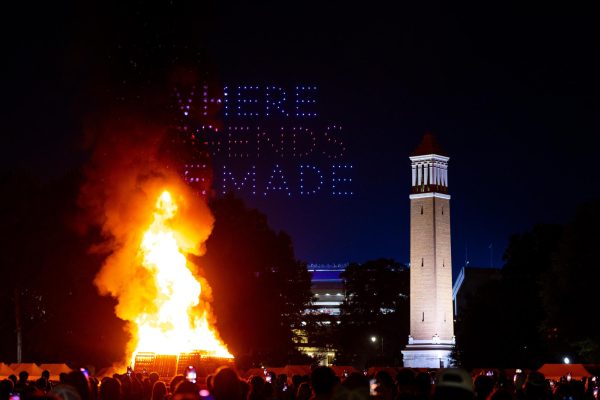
<box><xmin>371</xmin><ymin>336</ymin><xmax>377</xmax><ymax>343</ymax></box>
<box><xmin>564</xmin><ymin>357</ymin><xmax>570</xmax><ymax>364</ymax></box>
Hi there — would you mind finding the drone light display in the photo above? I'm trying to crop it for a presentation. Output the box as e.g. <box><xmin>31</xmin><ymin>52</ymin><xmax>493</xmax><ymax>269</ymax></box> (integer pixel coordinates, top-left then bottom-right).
<box><xmin>177</xmin><ymin>84</ymin><xmax>354</xmax><ymax>198</ymax></box>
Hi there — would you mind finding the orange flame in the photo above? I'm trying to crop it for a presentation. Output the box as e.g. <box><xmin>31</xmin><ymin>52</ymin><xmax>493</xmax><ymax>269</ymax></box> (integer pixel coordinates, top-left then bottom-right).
<box><xmin>129</xmin><ymin>190</ymin><xmax>232</xmax><ymax>362</ymax></box>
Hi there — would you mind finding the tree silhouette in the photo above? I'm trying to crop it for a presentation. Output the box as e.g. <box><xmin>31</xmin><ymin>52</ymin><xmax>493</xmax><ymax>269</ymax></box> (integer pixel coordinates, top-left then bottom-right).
<box><xmin>455</xmin><ymin>224</ymin><xmax>563</xmax><ymax>369</ymax></box>
<box><xmin>0</xmin><ymin>170</ymin><xmax>128</xmax><ymax>366</ymax></box>
<box><xmin>197</xmin><ymin>194</ymin><xmax>313</xmax><ymax>368</ymax></box>
<box><xmin>542</xmin><ymin>200</ymin><xmax>600</xmax><ymax>362</ymax></box>
<box><xmin>336</xmin><ymin>258</ymin><xmax>409</xmax><ymax>367</ymax></box>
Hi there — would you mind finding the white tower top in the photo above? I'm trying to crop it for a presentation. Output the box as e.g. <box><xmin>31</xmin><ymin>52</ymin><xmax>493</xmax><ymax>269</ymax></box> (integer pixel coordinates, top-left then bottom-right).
<box><xmin>409</xmin><ymin>132</ymin><xmax>450</xmax><ymax>198</ymax></box>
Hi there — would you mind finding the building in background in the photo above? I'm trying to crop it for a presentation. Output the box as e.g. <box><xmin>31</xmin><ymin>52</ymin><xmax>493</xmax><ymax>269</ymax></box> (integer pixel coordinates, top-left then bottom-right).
<box><xmin>309</xmin><ymin>263</ymin><xmax>347</xmax><ymax>317</ymax></box>
<box><xmin>296</xmin><ymin>263</ymin><xmax>348</xmax><ymax>365</ymax></box>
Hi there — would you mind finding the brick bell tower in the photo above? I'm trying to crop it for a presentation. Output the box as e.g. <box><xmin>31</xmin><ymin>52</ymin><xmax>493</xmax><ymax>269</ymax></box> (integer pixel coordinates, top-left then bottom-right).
<box><xmin>401</xmin><ymin>132</ymin><xmax>455</xmax><ymax>368</ymax></box>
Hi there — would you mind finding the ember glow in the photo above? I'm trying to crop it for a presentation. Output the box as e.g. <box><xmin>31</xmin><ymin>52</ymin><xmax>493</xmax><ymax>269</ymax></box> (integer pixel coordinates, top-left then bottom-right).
<box><xmin>131</xmin><ymin>190</ymin><xmax>232</xmax><ymax>362</ymax></box>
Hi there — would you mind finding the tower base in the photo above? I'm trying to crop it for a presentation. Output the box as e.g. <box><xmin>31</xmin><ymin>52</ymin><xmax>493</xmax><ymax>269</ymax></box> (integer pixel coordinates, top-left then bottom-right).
<box><xmin>402</xmin><ymin>344</ymin><xmax>454</xmax><ymax>368</ymax></box>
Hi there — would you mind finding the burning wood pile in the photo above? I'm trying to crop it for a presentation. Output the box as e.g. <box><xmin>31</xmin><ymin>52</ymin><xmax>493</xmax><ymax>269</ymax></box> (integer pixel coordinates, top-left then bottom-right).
<box><xmin>120</xmin><ymin>191</ymin><xmax>233</xmax><ymax>377</ymax></box>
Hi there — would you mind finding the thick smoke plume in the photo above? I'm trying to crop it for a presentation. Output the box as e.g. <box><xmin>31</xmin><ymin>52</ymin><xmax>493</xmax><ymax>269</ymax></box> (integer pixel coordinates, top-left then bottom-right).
<box><xmin>79</xmin><ymin>116</ymin><xmax>215</xmax><ymax>363</ymax></box>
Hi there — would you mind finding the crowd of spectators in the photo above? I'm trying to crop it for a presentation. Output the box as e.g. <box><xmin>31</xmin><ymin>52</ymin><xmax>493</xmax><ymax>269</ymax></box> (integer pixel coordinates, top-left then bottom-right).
<box><xmin>1</xmin><ymin>366</ymin><xmax>598</xmax><ymax>400</ymax></box>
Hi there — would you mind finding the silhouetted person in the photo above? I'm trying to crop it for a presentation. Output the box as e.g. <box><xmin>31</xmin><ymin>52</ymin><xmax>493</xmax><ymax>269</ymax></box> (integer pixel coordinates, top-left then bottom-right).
<box><xmin>14</xmin><ymin>371</ymin><xmax>30</xmax><ymax>394</ymax></box>
<box><xmin>295</xmin><ymin>384</ymin><xmax>311</xmax><ymax>400</ymax></box>
<box><xmin>338</xmin><ymin>372</ymin><xmax>368</xmax><ymax>400</ymax></box>
<box><xmin>41</xmin><ymin>371</ymin><xmax>52</xmax><ymax>392</ymax></box>
<box><xmin>140</xmin><ymin>379</ymin><xmax>150</xmax><ymax>400</ymax></box>
<box><xmin>173</xmin><ymin>381</ymin><xmax>200</xmax><ymax>400</ymax></box>
<box><xmin>432</xmin><ymin>369</ymin><xmax>474</xmax><ymax>400</ymax></box>
<box><xmin>266</xmin><ymin>374</ymin><xmax>276</xmax><ymax>389</ymax></box>
<box><xmin>374</xmin><ymin>371</ymin><xmax>395</xmax><ymax>400</ymax></box>
<box><xmin>148</xmin><ymin>375</ymin><xmax>159</xmax><ymax>387</ymax></box>
<box><xmin>290</xmin><ymin>376</ymin><xmax>302</xmax><ymax>400</ymax></box>
<box><xmin>116</xmin><ymin>376</ymin><xmax>131</xmax><ymax>400</ymax></box>
<box><xmin>341</xmin><ymin>372</ymin><xmax>368</xmax><ymax>392</ymax></box>
<box><xmin>36</xmin><ymin>378</ymin><xmax>50</xmax><ymax>393</ymax></box>
<box><xmin>63</xmin><ymin>371</ymin><xmax>91</xmax><ymax>400</ymax></box>
<box><xmin>99</xmin><ymin>378</ymin><xmax>121</xmax><ymax>400</ymax></box>
<box><xmin>90</xmin><ymin>378</ymin><xmax>100</xmax><ymax>400</ymax></box>
<box><xmin>52</xmin><ymin>384</ymin><xmax>83</xmax><ymax>400</ymax></box>
<box><xmin>513</xmin><ymin>372</ymin><xmax>526</xmax><ymax>399</ymax></box>
<box><xmin>474</xmin><ymin>375</ymin><xmax>494</xmax><ymax>400</ymax></box>
<box><xmin>18</xmin><ymin>372</ymin><xmax>29</xmax><ymax>385</ymax></box>
<box><xmin>0</xmin><ymin>380</ymin><xmax>15</xmax><ymax>400</ymax></box>
<box><xmin>414</xmin><ymin>372</ymin><xmax>431</xmax><ymax>400</ymax></box>
<box><xmin>248</xmin><ymin>376</ymin><xmax>266</xmax><ymax>400</ymax></box>
<box><xmin>495</xmin><ymin>371</ymin><xmax>512</xmax><ymax>392</ymax></box>
<box><xmin>240</xmin><ymin>381</ymin><xmax>249</xmax><ymax>400</ymax></box>
<box><xmin>395</xmin><ymin>369</ymin><xmax>417</xmax><ymax>400</ymax></box>
<box><xmin>552</xmin><ymin>380</ymin><xmax>583</xmax><ymax>400</ymax></box>
<box><xmin>170</xmin><ymin>377</ymin><xmax>185</xmax><ymax>396</ymax></box>
<box><xmin>150</xmin><ymin>382</ymin><xmax>166</xmax><ymax>400</ymax></box>
<box><xmin>213</xmin><ymin>367</ymin><xmax>243</xmax><ymax>400</ymax></box>
<box><xmin>145</xmin><ymin>374</ymin><xmax>159</xmax><ymax>400</ymax></box>
<box><xmin>488</xmin><ymin>388</ymin><xmax>514</xmax><ymax>400</ymax></box>
<box><xmin>130</xmin><ymin>377</ymin><xmax>143</xmax><ymax>400</ymax></box>
<box><xmin>276</xmin><ymin>375</ymin><xmax>289</xmax><ymax>400</ymax></box>
<box><xmin>310</xmin><ymin>367</ymin><xmax>337</xmax><ymax>400</ymax></box>
<box><xmin>522</xmin><ymin>372</ymin><xmax>549</xmax><ymax>400</ymax></box>
<box><xmin>206</xmin><ymin>375</ymin><xmax>214</xmax><ymax>394</ymax></box>
<box><xmin>264</xmin><ymin>382</ymin><xmax>275</xmax><ymax>400</ymax></box>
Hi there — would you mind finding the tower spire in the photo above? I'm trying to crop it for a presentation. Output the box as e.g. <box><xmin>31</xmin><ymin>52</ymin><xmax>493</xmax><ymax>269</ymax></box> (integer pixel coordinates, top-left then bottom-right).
<box><xmin>411</xmin><ymin>132</ymin><xmax>448</xmax><ymax>157</ymax></box>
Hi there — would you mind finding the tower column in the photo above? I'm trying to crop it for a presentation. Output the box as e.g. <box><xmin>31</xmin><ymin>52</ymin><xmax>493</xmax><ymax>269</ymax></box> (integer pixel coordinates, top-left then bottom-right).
<box><xmin>402</xmin><ymin>133</ymin><xmax>454</xmax><ymax>368</ymax></box>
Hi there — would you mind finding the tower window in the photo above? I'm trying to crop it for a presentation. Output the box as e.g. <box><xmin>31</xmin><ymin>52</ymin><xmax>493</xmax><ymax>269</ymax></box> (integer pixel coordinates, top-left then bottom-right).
<box><xmin>442</xmin><ymin>207</ymin><xmax>444</xmax><ymax>215</ymax></box>
<box><xmin>420</xmin><ymin>206</ymin><xmax>423</xmax><ymax>215</ymax></box>
<box><xmin>422</xmin><ymin>312</ymin><xmax>424</xmax><ymax>322</ymax></box>
<box><xmin>421</xmin><ymin>258</ymin><xmax>424</xmax><ymax>267</ymax></box>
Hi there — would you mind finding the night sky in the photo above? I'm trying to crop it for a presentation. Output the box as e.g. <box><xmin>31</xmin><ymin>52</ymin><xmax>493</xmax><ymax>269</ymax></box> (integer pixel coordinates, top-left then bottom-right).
<box><xmin>3</xmin><ymin>1</ymin><xmax>599</xmax><ymax>273</ymax></box>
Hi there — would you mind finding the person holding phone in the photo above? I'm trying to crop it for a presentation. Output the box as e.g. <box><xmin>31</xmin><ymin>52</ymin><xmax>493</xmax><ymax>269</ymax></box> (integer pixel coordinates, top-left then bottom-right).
<box><xmin>185</xmin><ymin>367</ymin><xmax>197</xmax><ymax>384</ymax></box>
<box><xmin>373</xmin><ymin>371</ymin><xmax>396</xmax><ymax>400</ymax></box>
